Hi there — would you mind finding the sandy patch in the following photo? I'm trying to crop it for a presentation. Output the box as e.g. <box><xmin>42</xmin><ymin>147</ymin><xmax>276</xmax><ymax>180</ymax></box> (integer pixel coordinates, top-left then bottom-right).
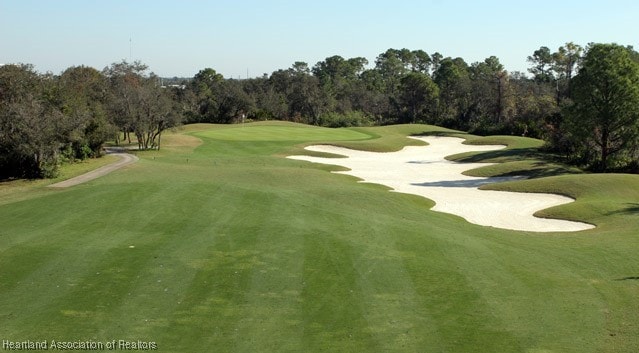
<box><xmin>161</xmin><ymin>133</ymin><xmax>203</xmax><ymax>148</ymax></box>
<box><xmin>287</xmin><ymin>136</ymin><xmax>594</xmax><ymax>232</ymax></box>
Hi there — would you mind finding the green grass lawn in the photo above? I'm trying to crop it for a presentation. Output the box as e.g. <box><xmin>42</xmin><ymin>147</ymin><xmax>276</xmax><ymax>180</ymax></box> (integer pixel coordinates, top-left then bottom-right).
<box><xmin>1</xmin><ymin>122</ymin><xmax>638</xmax><ymax>352</ymax></box>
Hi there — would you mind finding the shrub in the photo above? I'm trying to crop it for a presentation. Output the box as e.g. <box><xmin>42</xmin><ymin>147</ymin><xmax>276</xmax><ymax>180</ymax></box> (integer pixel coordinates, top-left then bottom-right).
<box><xmin>317</xmin><ymin>111</ymin><xmax>373</xmax><ymax>128</ymax></box>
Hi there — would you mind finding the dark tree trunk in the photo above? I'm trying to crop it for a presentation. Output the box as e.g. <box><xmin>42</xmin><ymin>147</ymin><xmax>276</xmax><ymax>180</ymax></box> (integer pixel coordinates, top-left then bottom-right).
<box><xmin>600</xmin><ymin>127</ymin><xmax>610</xmax><ymax>171</ymax></box>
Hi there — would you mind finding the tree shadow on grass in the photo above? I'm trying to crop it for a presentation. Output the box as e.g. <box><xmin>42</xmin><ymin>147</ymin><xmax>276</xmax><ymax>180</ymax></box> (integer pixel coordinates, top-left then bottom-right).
<box><xmin>414</xmin><ymin>131</ymin><xmax>468</xmax><ymax>138</ymax></box>
<box><xmin>452</xmin><ymin>148</ymin><xmax>548</xmax><ymax>163</ymax></box>
<box><xmin>413</xmin><ymin>131</ymin><xmax>546</xmax><ymax>163</ymax></box>
<box><xmin>606</xmin><ymin>203</ymin><xmax>639</xmax><ymax>216</ymax></box>
<box><xmin>412</xmin><ymin>131</ymin><xmax>583</xmax><ymax>179</ymax></box>
<box><xmin>486</xmin><ymin>162</ymin><xmax>582</xmax><ymax>179</ymax></box>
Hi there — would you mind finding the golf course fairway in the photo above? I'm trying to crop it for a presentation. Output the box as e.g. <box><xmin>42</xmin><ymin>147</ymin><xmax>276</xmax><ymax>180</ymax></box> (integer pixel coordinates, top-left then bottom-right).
<box><xmin>1</xmin><ymin>121</ymin><xmax>638</xmax><ymax>352</ymax></box>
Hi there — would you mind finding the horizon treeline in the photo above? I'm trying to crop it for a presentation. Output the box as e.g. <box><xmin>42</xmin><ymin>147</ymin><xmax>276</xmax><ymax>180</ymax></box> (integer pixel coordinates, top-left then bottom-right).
<box><xmin>2</xmin><ymin>42</ymin><xmax>639</xmax><ymax>179</ymax></box>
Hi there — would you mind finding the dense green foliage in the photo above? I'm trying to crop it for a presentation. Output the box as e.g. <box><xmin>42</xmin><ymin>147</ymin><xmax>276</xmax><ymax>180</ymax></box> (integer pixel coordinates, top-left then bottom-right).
<box><xmin>181</xmin><ymin>43</ymin><xmax>639</xmax><ymax>172</ymax></box>
<box><xmin>0</xmin><ymin>61</ymin><xmax>182</xmax><ymax>179</ymax></box>
<box><xmin>3</xmin><ymin>42</ymin><xmax>639</xmax><ymax>179</ymax></box>
<box><xmin>1</xmin><ymin>122</ymin><xmax>638</xmax><ymax>352</ymax></box>
<box><xmin>564</xmin><ymin>44</ymin><xmax>639</xmax><ymax>171</ymax></box>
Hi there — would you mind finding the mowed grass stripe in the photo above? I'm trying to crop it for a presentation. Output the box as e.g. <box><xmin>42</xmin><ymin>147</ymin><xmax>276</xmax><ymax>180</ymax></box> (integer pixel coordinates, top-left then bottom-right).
<box><xmin>1</xmin><ymin>122</ymin><xmax>638</xmax><ymax>352</ymax></box>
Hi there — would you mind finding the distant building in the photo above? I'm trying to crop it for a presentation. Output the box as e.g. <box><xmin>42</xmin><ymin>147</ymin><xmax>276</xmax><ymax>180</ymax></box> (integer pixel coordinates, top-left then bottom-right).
<box><xmin>160</xmin><ymin>84</ymin><xmax>186</xmax><ymax>90</ymax></box>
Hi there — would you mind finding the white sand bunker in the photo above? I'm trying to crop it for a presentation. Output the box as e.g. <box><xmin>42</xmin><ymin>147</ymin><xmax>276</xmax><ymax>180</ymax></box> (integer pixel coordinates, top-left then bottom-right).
<box><xmin>288</xmin><ymin>136</ymin><xmax>594</xmax><ymax>232</ymax></box>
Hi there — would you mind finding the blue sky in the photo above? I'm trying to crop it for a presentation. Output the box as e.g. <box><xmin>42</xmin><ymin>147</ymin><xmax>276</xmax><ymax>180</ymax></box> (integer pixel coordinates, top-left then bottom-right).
<box><xmin>1</xmin><ymin>0</ymin><xmax>638</xmax><ymax>78</ymax></box>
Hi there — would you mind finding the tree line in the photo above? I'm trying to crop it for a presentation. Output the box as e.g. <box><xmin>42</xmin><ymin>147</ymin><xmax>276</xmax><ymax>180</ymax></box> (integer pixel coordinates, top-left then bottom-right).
<box><xmin>2</xmin><ymin>42</ymin><xmax>639</xmax><ymax>179</ymax></box>
<box><xmin>0</xmin><ymin>61</ymin><xmax>181</xmax><ymax>178</ymax></box>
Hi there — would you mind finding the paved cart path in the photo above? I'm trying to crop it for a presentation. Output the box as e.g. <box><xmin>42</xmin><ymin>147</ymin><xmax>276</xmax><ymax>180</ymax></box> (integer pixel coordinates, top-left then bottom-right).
<box><xmin>48</xmin><ymin>148</ymin><xmax>138</xmax><ymax>188</ymax></box>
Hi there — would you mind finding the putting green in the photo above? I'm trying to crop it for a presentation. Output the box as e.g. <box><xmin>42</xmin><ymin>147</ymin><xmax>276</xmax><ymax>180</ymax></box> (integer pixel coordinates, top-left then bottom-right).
<box><xmin>0</xmin><ymin>122</ymin><xmax>638</xmax><ymax>353</ymax></box>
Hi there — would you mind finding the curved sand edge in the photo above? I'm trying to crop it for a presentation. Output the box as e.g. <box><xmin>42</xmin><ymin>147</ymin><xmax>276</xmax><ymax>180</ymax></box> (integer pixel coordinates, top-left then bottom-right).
<box><xmin>287</xmin><ymin>136</ymin><xmax>594</xmax><ymax>233</ymax></box>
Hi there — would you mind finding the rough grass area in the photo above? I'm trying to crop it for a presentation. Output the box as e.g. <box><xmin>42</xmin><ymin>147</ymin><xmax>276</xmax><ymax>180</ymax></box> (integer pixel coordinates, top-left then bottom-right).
<box><xmin>0</xmin><ymin>154</ymin><xmax>119</xmax><ymax>206</ymax></box>
<box><xmin>0</xmin><ymin>122</ymin><xmax>637</xmax><ymax>353</ymax></box>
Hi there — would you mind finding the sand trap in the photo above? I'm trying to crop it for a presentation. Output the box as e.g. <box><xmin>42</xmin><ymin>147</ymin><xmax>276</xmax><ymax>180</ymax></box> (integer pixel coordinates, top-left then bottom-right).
<box><xmin>287</xmin><ymin>136</ymin><xmax>594</xmax><ymax>232</ymax></box>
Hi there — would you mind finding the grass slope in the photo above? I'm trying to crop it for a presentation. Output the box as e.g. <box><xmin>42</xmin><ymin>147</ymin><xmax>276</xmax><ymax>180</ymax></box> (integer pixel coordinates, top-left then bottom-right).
<box><xmin>448</xmin><ymin>135</ymin><xmax>583</xmax><ymax>178</ymax></box>
<box><xmin>0</xmin><ymin>122</ymin><xmax>638</xmax><ymax>353</ymax></box>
